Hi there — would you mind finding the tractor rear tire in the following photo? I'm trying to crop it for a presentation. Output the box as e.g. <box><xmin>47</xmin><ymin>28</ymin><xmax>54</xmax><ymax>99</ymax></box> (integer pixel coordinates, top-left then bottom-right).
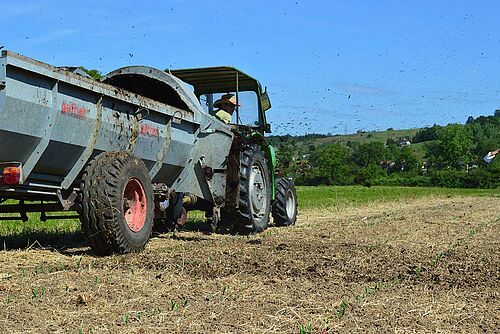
<box><xmin>237</xmin><ymin>145</ymin><xmax>271</xmax><ymax>233</ymax></box>
<box><xmin>272</xmin><ymin>178</ymin><xmax>298</xmax><ymax>226</ymax></box>
<box><xmin>80</xmin><ymin>151</ymin><xmax>154</xmax><ymax>255</ymax></box>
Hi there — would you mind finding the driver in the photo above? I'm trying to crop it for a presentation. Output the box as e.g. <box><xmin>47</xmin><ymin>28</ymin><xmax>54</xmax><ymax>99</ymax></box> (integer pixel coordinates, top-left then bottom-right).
<box><xmin>211</xmin><ymin>94</ymin><xmax>238</xmax><ymax>124</ymax></box>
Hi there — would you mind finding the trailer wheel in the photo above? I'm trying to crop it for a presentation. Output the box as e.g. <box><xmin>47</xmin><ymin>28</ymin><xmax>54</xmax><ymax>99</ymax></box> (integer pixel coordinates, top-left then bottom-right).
<box><xmin>237</xmin><ymin>145</ymin><xmax>271</xmax><ymax>233</ymax></box>
<box><xmin>80</xmin><ymin>152</ymin><xmax>154</xmax><ymax>255</ymax></box>
<box><xmin>272</xmin><ymin>178</ymin><xmax>298</xmax><ymax>226</ymax></box>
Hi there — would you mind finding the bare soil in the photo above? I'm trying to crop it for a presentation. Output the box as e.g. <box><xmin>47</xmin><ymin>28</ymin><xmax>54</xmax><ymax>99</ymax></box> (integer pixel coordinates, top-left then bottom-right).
<box><xmin>0</xmin><ymin>195</ymin><xmax>498</xmax><ymax>333</ymax></box>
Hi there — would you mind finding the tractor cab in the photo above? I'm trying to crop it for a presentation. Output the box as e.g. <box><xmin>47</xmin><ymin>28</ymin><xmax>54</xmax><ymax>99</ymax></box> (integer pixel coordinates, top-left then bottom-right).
<box><xmin>171</xmin><ymin>66</ymin><xmax>297</xmax><ymax>234</ymax></box>
<box><xmin>169</xmin><ymin>66</ymin><xmax>272</xmax><ymax>134</ymax></box>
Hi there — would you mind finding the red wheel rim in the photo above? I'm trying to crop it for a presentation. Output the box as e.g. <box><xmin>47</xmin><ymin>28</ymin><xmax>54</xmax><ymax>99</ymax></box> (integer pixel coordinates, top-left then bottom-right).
<box><xmin>123</xmin><ymin>178</ymin><xmax>147</xmax><ymax>232</ymax></box>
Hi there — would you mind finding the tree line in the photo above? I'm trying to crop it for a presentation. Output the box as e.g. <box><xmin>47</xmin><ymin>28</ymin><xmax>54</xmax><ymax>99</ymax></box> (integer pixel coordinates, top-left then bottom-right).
<box><xmin>270</xmin><ymin>111</ymin><xmax>500</xmax><ymax>188</ymax></box>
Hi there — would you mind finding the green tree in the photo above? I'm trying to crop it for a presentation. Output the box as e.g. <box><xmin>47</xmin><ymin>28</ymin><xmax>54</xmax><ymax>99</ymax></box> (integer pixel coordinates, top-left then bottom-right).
<box><xmin>352</xmin><ymin>141</ymin><xmax>388</xmax><ymax>167</ymax></box>
<box><xmin>355</xmin><ymin>163</ymin><xmax>386</xmax><ymax>186</ymax></box>
<box><xmin>426</xmin><ymin>124</ymin><xmax>473</xmax><ymax>169</ymax></box>
<box><xmin>386</xmin><ymin>137</ymin><xmax>397</xmax><ymax>147</ymax></box>
<box><xmin>468</xmin><ymin>123</ymin><xmax>500</xmax><ymax>163</ymax></box>
<box><xmin>79</xmin><ymin>66</ymin><xmax>102</xmax><ymax>80</ymax></box>
<box><xmin>391</xmin><ymin>147</ymin><xmax>419</xmax><ymax>174</ymax></box>
<box><xmin>412</xmin><ymin>125</ymin><xmax>440</xmax><ymax>143</ymax></box>
<box><xmin>275</xmin><ymin>143</ymin><xmax>295</xmax><ymax>176</ymax></box>
<box><xmin>307</xmin><ymin>144</ymin><xmax>353</xmax><ymax>185</ymax></box>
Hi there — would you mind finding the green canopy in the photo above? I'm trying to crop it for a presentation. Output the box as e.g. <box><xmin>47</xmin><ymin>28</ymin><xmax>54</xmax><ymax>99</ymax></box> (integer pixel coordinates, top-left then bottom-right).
<box><xmin>169</xmin><ymin>66</ymin><xmax>261</xmax><ymax>95</ymax></box>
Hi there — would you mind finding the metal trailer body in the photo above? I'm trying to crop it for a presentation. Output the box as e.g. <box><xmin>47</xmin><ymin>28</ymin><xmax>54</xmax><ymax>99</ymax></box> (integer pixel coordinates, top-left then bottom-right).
<box><xmin>0</xmin><ymin>50</ymin><xmax>299</xmax><ymax>254</ymax></box>
<box><xmin>0</xmin><ymin>51</ymin><xmax>232</xmax><ymax>204</ymax></box>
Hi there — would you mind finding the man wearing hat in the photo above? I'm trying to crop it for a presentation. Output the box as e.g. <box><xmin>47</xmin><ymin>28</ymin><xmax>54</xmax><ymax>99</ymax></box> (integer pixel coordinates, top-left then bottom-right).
<box><xmin>211</xmin><ymin>93</ymin><xmax>238</xmax><ymax>124</ymax></box>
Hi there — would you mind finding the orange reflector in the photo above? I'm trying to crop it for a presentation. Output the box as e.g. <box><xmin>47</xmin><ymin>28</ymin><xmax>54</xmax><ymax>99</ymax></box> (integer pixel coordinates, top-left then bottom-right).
<box><xmin>2</xmin><ymin>166</ymin><xmax>21</xmax><ymax>185</ymax></box>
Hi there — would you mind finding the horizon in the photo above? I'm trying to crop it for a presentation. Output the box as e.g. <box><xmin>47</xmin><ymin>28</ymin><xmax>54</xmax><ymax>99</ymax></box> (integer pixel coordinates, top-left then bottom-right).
<box><xmin>266</xmin><ymin>109</ymin><xmax>498</xmax><ymax>137</ymax></box>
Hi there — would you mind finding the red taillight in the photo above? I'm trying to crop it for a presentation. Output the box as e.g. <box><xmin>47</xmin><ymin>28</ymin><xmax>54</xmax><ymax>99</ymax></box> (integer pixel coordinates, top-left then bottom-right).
<box><xmin>2</xmin><ymin>167</ymin><xmax>21</xmax><ymax>185</ymax></box>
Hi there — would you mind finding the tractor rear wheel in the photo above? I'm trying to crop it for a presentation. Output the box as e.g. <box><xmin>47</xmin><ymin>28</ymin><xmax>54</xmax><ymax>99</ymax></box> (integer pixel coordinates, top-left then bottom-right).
<box><xmin>80</xmin><ymin>151</ymin><xmax>154</xmax><ymax>255</ymax></box>
<box><xmin>272</xmin><ymin>177</ymin><xmax>298</xmax><ymax>226</ymax></box>
<box><xmin>236</xmin><ymin>145</ymin><xmax>271</xmax><ymax>233</ymax></box>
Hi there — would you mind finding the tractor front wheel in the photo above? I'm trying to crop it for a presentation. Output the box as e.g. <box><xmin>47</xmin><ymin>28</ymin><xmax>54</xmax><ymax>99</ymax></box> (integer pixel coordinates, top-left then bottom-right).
<box><xmin>272</xmin><ymin>177</ymin><xmax>298</xmax><ymax>226</ymax></box>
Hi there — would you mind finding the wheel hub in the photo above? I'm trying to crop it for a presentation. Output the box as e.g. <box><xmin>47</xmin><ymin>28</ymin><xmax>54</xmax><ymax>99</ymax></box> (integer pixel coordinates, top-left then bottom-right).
<box><xmin>249</xmin><ymin>164</ymin><xmax>267</xmax><ymax>218</ymax></box>
<box><xmin>123</xmin><ymin>177</ymin><xmax>147</xmax><ymax>232</ymax></box>
<box><xmin>286</xmin><ymin>189</ymin><xmax>296</xmax><ymax>219</ymax></box>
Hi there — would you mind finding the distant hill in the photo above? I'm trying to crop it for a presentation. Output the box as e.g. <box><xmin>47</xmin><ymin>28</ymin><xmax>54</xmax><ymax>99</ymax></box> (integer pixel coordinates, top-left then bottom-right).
<box><xmin>268</xmin><ymin>128</ymin><xmax>424</xmax><ymax>158</ymax></box>
<box><xmin>312</xmin><ymin>128</ymin><xmax>419</xmax><ymax>145</ymax></box>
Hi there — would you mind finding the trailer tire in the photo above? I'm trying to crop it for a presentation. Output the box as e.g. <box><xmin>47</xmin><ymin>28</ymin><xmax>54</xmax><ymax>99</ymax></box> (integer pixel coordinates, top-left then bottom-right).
<box><xmin>237</xmin><ymin>145</ymin><xmax>271</xmax><ymax>233</ymax></box>
<box><xmin>272</xmin><ymin>178</ymin><xmax>298</xmax><ymax>226</ymax></box>
<box><xmin>80</xmin><ymin>152</ymin><xmax>154</xmax><ymax>255</ymax></box>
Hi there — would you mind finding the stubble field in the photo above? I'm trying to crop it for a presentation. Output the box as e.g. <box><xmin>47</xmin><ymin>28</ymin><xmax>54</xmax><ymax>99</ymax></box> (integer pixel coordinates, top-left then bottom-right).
<box><xmin>0</xmin><ymin>187</ymin><xmax>498</xmax><ymax>333</ymax></box>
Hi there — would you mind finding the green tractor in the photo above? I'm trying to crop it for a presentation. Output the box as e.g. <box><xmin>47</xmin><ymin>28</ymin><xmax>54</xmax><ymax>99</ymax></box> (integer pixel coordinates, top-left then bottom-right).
<box><xmin>171</xmin><ymin>67</ymin><xmax>298</xmax><ymax>233</ymax></box>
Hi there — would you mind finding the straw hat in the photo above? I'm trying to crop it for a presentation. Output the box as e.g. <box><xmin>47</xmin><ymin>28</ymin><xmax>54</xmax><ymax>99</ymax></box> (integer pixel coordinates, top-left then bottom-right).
<box><xmin>213</xmin><ymin>94</ymin><xmax>238</xmax><ymax>108</ymax></box>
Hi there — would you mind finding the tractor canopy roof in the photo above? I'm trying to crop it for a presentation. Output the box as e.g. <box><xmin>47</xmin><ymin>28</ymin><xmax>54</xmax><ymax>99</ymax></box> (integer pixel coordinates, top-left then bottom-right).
<box><xmin>169</xmin><ymin>66</ymin><xmax>263</xmax><ymax>96</ymax></box>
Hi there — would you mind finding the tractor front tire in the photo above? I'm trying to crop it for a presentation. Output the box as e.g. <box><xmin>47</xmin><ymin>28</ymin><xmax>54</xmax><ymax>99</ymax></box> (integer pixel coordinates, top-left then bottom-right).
<box><xmin>80</xmin><ymin>151</ymin><xmax>154</xmax><ymax>255</ymax></box>
<box><xmin>272</xmin><ymin>178</ymin><xmax>298</xmax><ymax>227</ymax></box>
<box><xmin>237</xmin><ymin>145</ymin><xmax>271</xmax><ymax>233</ymax></box>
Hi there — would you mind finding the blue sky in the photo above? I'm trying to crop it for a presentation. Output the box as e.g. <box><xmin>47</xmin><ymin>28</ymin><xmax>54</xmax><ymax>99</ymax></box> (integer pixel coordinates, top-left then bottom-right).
<box><xmin>2</xmin><ymin>0</ymin><xmax>500</xmax><ymax>135</ymax></box>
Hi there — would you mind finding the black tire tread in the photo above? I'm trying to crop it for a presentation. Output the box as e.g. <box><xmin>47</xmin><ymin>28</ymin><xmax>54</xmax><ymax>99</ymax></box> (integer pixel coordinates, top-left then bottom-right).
<box><xmin>236</xmin><ymin>145</ymin><xmax>271</xmax><ymax>233</ymax></box>
<box><xmin>272</xmin><ymin>178</ymin><xmax>298</xmax><ymax>227</ymax></box>
<box><xmin>80</xmin><ymin>151</ymin><xmax>154</xmax><ymax>255</ymax></box>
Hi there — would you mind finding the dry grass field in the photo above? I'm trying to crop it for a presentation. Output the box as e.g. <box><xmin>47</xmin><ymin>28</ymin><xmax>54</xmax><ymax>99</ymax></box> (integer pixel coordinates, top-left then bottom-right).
<box><xmin>0</xmin><ymin>190</ymin><xmax>498</xmax><ymax>333</ymax></box>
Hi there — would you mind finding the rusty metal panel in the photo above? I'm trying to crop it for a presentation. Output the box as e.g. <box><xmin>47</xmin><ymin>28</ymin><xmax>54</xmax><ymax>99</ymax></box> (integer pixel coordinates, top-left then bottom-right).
<box><xmin>172</xmin><ymin>113</ymin><xmax>233</xmax><ymax>200</ymax></box>
<box><xmin>0</xmin><ymin>51</ymin><xmax>235</xmax><ymax>204</ymax></box>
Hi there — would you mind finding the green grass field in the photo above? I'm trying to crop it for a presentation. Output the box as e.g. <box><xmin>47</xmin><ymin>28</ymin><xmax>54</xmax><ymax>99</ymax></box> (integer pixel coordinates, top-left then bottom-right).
<box><xmin>0</xmin><ymin>209</ymin><xmax>80</xmax><ymax>237</ymax></box>
<box><xmin>0</xmin><ymin>186</ymin><xmax>497</xmax><ymax>238</ymax></box>
<box><xmin>296</xmin><ymin>186</ymin><xmax>498</xmax><ymax>210</ymax></box>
